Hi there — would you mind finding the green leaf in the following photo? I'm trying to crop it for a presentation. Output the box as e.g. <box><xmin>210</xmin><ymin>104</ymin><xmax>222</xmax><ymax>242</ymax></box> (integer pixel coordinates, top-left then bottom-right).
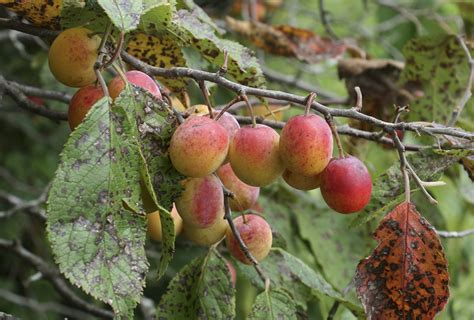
<box><xmin>61</xmin><ymin>0</ymin><xmax>109</xmax><ymax>31</ymax></box>
<box><xmin>140</xmin><ymin>1</ymin><xmax>177</xmax><ymax>35</ymax></box>
<box><xmin>97</xmin><ymin>0</ymin><xmax>143</xmax><ymax>32</ymax></box>
<box><xmin>156</xmin><ymin>250</ymin><xmax>235</xmax><ymax>319</ymax></box>
<box><xmin>173</xmin><ymin>9</ymin><xmax>266</xmax><ymax>88</ymax></box>
<box><xmin>399</xmin><ymin>35</ymin><xmax>471</xmax><ymax>124</ymax></box>
<box><xmin>238</xmin><ymin>248</ymin><xmax>364</xmax><ymax>318</ymax></box>
<box><xmin>296</xmin><ymin>202</ymin><xmax>373</xmax><ymax>290</ymax></box>
<box><xmin>248</xmin><ymin>290</ymin><xmax>297</xmax><ymax>320</ymax></box>
<box><xmin>46</xmin><ymin>95</ymin><xmax>148</xmax><ymax>319</ymax></box>
<box><xmin>127</xmin><ymin>88</ymin><xmax>183</xmax><ymax>278</ymax></box>
<box><xmin>351</xmin><ymin>148</ymin><xmax>471</xmax><ymax>227</ymax></box>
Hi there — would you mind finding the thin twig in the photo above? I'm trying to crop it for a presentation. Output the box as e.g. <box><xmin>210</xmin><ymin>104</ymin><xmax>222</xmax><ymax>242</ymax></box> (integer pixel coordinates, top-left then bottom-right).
<box><xmin>0</xmin><ymin>239</ymin><xmax>114</xmax><ymax>319</ymax></box>
<box><xmin>437</xmin><ymin>228</ymin><xmax>474</xmax><ymax>238</ymax></box>
<box><xmin>405</xmin><ymin>162</ymin><xmax>438</xmax><ymax>204</ymax></box>
<box><xmin>318</xmin><ymin>0</ymin><xmax>339</xmax><ymax>39</ymax></box>
<box><xmin>222</xmin><ymin>189</ymin><xmax>269</xmax><ymax>288</ymax></box>
<box><xmin>0</xmin><ymin>289</ymin><xmax>92</xmax><ymax>319</ymax></box>
<box><xmin>325</xmin><ymin>115</ymin><xmax>345</xmax><ymax>158</ymax></box>
<box><xmin>392</xmin><ymin>129</ymin><xmax>410</xmax><ymax>202</ymax></box>
<box><xmin>447</xmin><ymin>36</ymin><xmax>474</xmax><ymax>127</ymax></box>
<box><xmin>198</xmin><ymin>80</ymin><xmax>214</xmax><ymax>118</ymax></box>
<box><xmin>0</xmin><ymin>75</ymin><xmax>68</xmax><ymax>121</ymax></box>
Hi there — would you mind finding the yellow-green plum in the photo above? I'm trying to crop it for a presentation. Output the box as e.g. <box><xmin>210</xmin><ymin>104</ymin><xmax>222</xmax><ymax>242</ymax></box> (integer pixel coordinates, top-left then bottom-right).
<box><xmin>48</xmin><ymin>27</ymin><xmax>101</xmax><ymax>87</ymax></box>
<box><xmin>280</xmin><ymin>114</ymin><xmax>333</xmax><ymax>176</ymax></box>
<box><xmin>147</xmin><ymin>204</ymin><xmax>183</xmax><ymax>242</ymax></box>
<box><xmin>108</xmin><ymin>70</ymin><xmax>162</xmax><ymax>100</ymax></box>
<box><xmin>229</xmin><ymin>125</ymin><xmax>284</xmax><ymax>187</ymax></box>
<box><xmin>226</xmin><ymin>214</ymin><xmax>272</xmax><ymax>264</ymax></box>
<box><xmin>170</xmin><ymin>116</ymin><xmax>229</xmax><ymax>178</ymax></box>
<box><xmin>175</xmin><ymin>175</ymin><xmax>225</xmax><ymax>228</ymax></box>
<box><xmin>320</xmin><ymin>156</ymin><xmax>372</xmax><ymax>214</ymax></box>
<box><xmin>217</xmin><ymin>163</ymin><xmax>259</xmax><ymax>211</ymax></box>
<box><xmin>282</xmin><ymin>169</ymin><xmax>322</xmax><ymax>191</ymax></box>
<box><xmin>183</xmin><ymin>217</ymin><xmax>228</xmax><ymax>246</ymax></box>
<box><xmin>68</xmin><ymin>84</ymin><xmax>104</xmax><ymax>130</ymax></box>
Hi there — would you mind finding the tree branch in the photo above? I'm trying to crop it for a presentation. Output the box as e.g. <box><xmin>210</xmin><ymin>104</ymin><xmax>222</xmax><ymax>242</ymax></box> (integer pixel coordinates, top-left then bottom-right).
<box><xmin>5</xmin><ymin>80</ymin><xmax>72</xmax><ymax>103</ymax></box>
<box><xmin>0</xmin><ymin>239</ymin><xmax>114</xmax><ymax>319</ymax></box>
<box><xmin>0</xmin><ymin>18</ymin><xmax>59</xmax><ymax>39</ymax></box>
<box><xmin>0</xmin><ymin>75</ymin><xmax>68</xmax><ymax>121</ymax></box>
<box><xmin>121</xmin><ymin>51</ymin><xmax>473</xmax><ymax>141</ymax></box>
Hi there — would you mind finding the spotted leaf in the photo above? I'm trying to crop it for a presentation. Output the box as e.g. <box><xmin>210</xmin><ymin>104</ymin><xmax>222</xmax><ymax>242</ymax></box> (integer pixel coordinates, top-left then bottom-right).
<box><xmin>248</xmin><ymin>290</ymin><xmax>297</xmax><ymax>320</ymax></box>
<box><xmin>46</xmin><ymin>94</ymin><xmax>147</xmax><ymax>319</ymax></box>
<box><xmin>399</xmin><ymin>35</ymin><xmax>472</xmax><ymax>124</ymax></box>
<box><xmin>156</xmin><ymin>250</ymin><xmax>235</xmax><ymax>319</ymax></box>
<box><xmin>238</xmin><ymin>248</ymin><xmax>364</xmax><ymax>317</ymax></box>
<box><xmin>126</xmin><ymin>33</ymin><xmax>188</xmax><ymax>93</ymax></box>
<box><xmin>355</xmin><ymin>202</ymin><xmax>450</xmax><ymax>319</ymax></box>
<box><xmin>97</xmin><ymin>0</ymin><xmax>143</xmax><ymax>32</ymax></box>
<box><xmin>61</xmin><ymin>0</ymin><xmax>110</xmax><ymax>32</ymax></box>
<box><xmin>174</xmin><ymin>10</ymin><xmax>266</xmax><ymax>88</ymax></box>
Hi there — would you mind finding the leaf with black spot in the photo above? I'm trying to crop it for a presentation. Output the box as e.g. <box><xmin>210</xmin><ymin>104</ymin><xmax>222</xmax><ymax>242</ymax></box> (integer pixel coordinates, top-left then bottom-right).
<box><xmin>399</xmin><ymin>35</ymin><xmax>472</xmax><ymax>124</ymax></box>
<box><xmin>47</xmin><ymin>94</ymin><xmax>148</xmax><ymax>319</ymax></box>
<box><xmin>248</xmin><ymin>289</ymin><xmax>297</xmax><ymax>320</ymax></box>
<box><xmin>156</xmin><ymin>250</ymin><xmax>235</xmax><ymax>319</ymax></box>
<box><xmin>238</xmin><ymin>248</ymin><xmax>364</xmax><ymax>318</ymax></box>
<box><xmin>97</xmin><ymin>0</ymin><xmax>143</xmax><ymax>32</ymax></box>
<box><xmin>355</xmin><ymin>201</ymin><xmax>450</xmax><ymax>319</ymax></box>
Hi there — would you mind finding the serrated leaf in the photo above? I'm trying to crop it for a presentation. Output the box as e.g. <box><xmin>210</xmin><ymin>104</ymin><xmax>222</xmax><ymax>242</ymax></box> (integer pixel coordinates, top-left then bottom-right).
<box><xmin>156</xmin><ymin>250</ymin><xmax>235</xmax><ymax>319</ymax></box>
<box><xmin>46</xmin><ymin>95</ymin><xmax>148</xmax><ymax>319</ymax></box>
<box><xmin>97</xmin><ymin>0</ymin><xmax>143</xmax><ymax>32</ymax></box>
<box><xmin>238</xmin><ymin>248</ymin><xmax>364</xmax><ymax>318</ymax></box>
<box><xmin>127</xmin><ymin>88</ymin><xmax>183</xmax><ymax>278</ymax></box>
<box><xmin>351</xmin><ymin>149</ymin><xmax>470</xmax><ymax>227</ymax></box>
<box><xmin>126</xmin><ymin>33</ymin><xmax>188</xmax><ymax>93</ymax></box>
<box><xmin>355</xmin><ymin>202</ymin><xmax>450</xmax><ymax>319</ymax></box>
<box><xmin>399</xmin><ymin>35</ymin><xmax>471</xmax><ymax>124</ymax></box>
<box><xmin>296</xmin><ymin>203</ymin><xmax>373</xmax><ymax>290</ymax></box>
<box><xmin>248</xmin><ymin>290</ymin><xmax>297</xmax><ymax>320</ymax></box>
<box><xmin>61</xmin><ymin>0</ymin><xmax>109</xmax><ymax>31</ymax></box>
<box><xmin>140</xmin><ymin>1</ymin><xmax>177</xmax><ymax>35</ymax></box>
<box><xmin>173</xmin><ymin>9</ymin><xmax>266</xmax><ymax>88</ymax></box>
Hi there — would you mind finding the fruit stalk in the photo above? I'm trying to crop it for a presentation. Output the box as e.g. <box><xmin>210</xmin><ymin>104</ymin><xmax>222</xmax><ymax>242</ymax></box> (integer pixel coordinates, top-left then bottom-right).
<box><xmin>325</xmin><ymin>114</ymin><xmax>345</xmax><ymax>158</ymax></box>
<box><xmin>222</xmin><ymin>188</ymin><xmax>269</xmax><ymax>287</ymax></box>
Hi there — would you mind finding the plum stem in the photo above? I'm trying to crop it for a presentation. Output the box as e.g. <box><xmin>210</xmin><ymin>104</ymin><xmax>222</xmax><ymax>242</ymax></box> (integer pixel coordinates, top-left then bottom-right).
<box><xmin>215</xmin><ymin>96</ymin><xmax>242</xmax><ymax>121</ymax></box>
<box><xmin>102</xmin><ymin>31</ymin><xmax>124</xmax><ymax>69</ymax></box>
<box><xmin>220</xmin><ymin>184</ymin><xmax>269</xmax><ymax>286</ymax></box>
<box><xmin>241</xmin><ymin>94</ymin><xmax>256</xmax><ymax>128</ymax></box>
<box><xmin>304</xmin><ymin>92</ymin><xmax>317</xmax><ymax>116</ymax></box>
<box><xmin>198</xmin><ymin>80</ymin><xmax>214</xmax><ymax>118</ymax></box>
<box><xmin>325</xmin><ymin>115</ymin><xmax>345</xmax><ymax>158</ymax></box>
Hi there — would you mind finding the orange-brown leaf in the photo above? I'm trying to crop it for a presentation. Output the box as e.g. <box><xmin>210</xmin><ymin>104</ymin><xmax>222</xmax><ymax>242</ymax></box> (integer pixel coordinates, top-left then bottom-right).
<box><xmin>226</xmin><ymin>17</ymin><xmax>345</xmax><ymax>63</ymax></box>
<box><xmin>355</xmin><ymin>201</ymin><xmax>449</xmax><ymax>320</ymax></box>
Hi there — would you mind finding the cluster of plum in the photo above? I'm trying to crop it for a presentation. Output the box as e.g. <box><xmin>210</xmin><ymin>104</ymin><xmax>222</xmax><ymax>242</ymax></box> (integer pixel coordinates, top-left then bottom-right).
<box><xmin>47</xmin><ymin>27</ymin><xmax>372</xmax><ymax>266</ymax></box>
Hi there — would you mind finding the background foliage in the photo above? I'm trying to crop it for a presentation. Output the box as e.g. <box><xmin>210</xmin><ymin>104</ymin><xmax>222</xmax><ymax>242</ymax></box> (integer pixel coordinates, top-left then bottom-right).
<box><xmin>0</xmin><ymin>0</ymin><xmax>473</xmax><ymax>319</ymax></box>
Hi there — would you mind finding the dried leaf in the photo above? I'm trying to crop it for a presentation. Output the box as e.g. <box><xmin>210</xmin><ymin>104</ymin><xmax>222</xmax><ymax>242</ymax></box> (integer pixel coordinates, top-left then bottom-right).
<box><xmin>338</xmin><ymin>58</ymin><xmax>410</xmax><ymax>139</ymax></box>
<box><xmin>355</xmin><ymin>202</ymin><xmax>449</xmax><ymax>320</ymax></box>
<box><xmin>226</xmin><ymin>17</ymin><xmax>346</xmax><ymax>63</ymax></box>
